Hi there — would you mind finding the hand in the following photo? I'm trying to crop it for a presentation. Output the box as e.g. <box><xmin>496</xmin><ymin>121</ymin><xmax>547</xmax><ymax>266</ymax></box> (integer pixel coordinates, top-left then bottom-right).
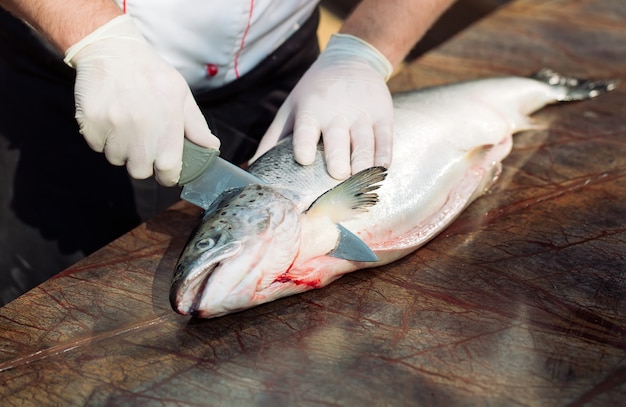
<box><xmin>251</xmin><ymin>34</ymin><xmax>394</xmax><ymax>179</ymax></box>
<box><xmin>64</xmin><ymin>15</ymin><xmax>220</xmax><ymax>186</ymax></box>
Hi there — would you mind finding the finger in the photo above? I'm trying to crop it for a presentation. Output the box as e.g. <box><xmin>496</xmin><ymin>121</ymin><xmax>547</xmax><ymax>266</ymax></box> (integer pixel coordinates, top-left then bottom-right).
<box><xmin>154</xmin><ymin>123</ymin><xmax>185</xmax><ymax>186</ymax></box>
<box><xmin>350</xmin><ymin>121</ymin><xmax>375</xmax><ymax>175</ymax></box>
<box><xmin>374</xmin><ymin>120</ymin><xmax>394</xmax><ymax>168</ymax></box>
<box><xmin>79</xmin><ymin>96</ymin><xmax>132</xmax><ymax>167</ymax></box>
<box><xmin>322</xmin><ymin>116</ymin><xmax>351</xmax><ymax>180</ymax></box>
<box><xmin>250</xmin><ymin>107</ymin><xmax>293</xmax><ymax>164</ymax></box>
<box><xmin>154</xmin><ymin>158</ymin><xmax>182</xmax><ymax>186</ymax></box>
<box><xmin>74</xmin><ymin>73</ymin><xmax>108</xmax><ymax>153</ymax></box>
<box><xmin>76</xmin><ymin>112</ymin><xmax>107</xmax><ymax>153</ymax></box>
<box><xmin>292</xmin><ymin>112</ymin><xmax>322</xmax><ymax>166</ymax></box>
<box><xmin>124</xmin><ymin>118</ymin><xmax>163</xmax><ymax>181</ymax></box>
<box><xmin>123</xmin><ymin>137</ymin><xmax>153</xmax><ymax>180</ymax></box>
<box><xmin>102</xmin><ymin>131</ymin><xmax>130</xmax><ymax>167</ymax></box>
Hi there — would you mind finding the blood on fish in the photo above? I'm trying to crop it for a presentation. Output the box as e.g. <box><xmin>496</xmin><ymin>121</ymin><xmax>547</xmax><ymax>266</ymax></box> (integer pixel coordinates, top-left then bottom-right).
<box><xmin>273</xmin><ymin>274</ymin><xmax>321</xmax><ymax>288</ymax></box>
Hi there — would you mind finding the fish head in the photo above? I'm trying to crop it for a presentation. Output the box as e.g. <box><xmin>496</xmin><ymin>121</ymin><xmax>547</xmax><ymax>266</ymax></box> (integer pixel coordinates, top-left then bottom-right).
<box><xmin>170</xmin><ymin>185</ymin><xmax>302</xmax><ymax>318</ymax></box>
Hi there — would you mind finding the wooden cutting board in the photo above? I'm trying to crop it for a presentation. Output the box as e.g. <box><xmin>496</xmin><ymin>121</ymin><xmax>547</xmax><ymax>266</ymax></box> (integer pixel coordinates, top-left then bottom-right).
<box><xmin>1</xmin><ymin>0</ymin><xmax>625</xmax><ymax>405</ymax></box>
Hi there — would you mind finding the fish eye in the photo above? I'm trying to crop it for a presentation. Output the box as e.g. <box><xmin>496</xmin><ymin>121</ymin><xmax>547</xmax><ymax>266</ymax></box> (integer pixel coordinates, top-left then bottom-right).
<box><xmin>195</xmin><ymin>237</ymin><xmax>216</xmax><ymax>250</ymax></box>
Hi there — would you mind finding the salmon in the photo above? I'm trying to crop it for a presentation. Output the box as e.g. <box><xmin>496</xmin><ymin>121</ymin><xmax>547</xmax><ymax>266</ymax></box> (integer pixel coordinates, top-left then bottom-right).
<box><xmin>170</xmin><ymin>69</ymin><xmax>617</xmax><ymax>318</ymax></box>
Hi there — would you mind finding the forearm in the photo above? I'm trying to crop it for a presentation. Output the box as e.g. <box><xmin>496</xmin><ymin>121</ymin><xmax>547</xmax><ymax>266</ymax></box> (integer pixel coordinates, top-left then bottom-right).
<box><xmin>0</xmin><ymin>0</ymin><xmax>122</xmax><ymax>51</ymax></box>
<box><xmin>339</xmin><ymin>0</ymin><xmax>457</xmax><ymax>68</ymax></box>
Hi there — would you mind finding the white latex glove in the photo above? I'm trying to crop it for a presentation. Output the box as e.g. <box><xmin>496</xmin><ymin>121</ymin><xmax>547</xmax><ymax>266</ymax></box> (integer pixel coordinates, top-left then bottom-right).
<box><xmin>64</xmin><ymin>15</ymin><xmax>220</xmax><ymax>186</ymax></box>
<box><xmin>251</xmin><ymin>33</ymin><xmax>394</xmax><ymax>179</ymax></box>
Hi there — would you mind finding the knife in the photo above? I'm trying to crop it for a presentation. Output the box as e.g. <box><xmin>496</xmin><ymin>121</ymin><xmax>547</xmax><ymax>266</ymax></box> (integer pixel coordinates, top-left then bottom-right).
<box><xmin>178</xmin><ymin>139</ymin><xmax>266</xmax><ymax>209</ymax></box>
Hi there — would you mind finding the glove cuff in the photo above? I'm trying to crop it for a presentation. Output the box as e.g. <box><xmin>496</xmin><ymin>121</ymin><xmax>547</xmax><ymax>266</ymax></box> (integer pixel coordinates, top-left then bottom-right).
<box><xmin>63</xmin><ymin>14</ymin><xmax>143</xmax><ymax>68</ymax></box>
<box><xmin>325</xmin><ymin>33</ymin><xmax>394</xmax><ymax>81</ymax></box>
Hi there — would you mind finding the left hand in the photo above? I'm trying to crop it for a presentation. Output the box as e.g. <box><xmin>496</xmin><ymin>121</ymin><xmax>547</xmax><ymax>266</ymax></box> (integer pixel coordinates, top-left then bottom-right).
<box><xmin>251</xmin><ymin>34</ymin><xmax>394</xmax><ymax>180</ymax></box>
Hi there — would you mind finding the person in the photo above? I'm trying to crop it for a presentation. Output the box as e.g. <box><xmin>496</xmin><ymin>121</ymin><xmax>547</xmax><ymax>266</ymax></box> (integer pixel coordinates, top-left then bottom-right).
<box><xmin>0</xmin><ymin>0</ymin><xmax>456</xmax><ymax>305</ymax></box>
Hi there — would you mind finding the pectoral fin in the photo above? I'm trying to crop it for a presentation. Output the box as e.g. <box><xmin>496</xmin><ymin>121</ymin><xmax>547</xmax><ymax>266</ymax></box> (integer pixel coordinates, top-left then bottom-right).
<box><xmin>304</xmin><ymin>166</ymin><xmax>386</xmax><ymax>262</ymax></box>
<box><xmin>329</xmin><ymin>224</ymin><xmax>378</xmax><ymax>262</ymax></box>
<box><xmin>305</xmin><ymin>166</ymin><xmax>387</xmax><ymax>222</ymax></box>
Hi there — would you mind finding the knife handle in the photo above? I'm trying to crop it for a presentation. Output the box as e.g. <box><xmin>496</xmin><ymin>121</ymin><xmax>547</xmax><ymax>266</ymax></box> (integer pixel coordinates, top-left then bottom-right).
<box><xmin>178</xmin><ymin>139</ymin><xmax>220</xmax><ymax>186</ymax></box>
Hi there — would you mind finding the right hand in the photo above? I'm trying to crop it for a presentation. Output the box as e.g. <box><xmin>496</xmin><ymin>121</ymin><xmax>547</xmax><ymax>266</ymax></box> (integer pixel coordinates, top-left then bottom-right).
<box><xmin>64</xmin><ymin>15</ymin><xmax>220</xmax><ymax>186</ymax></box>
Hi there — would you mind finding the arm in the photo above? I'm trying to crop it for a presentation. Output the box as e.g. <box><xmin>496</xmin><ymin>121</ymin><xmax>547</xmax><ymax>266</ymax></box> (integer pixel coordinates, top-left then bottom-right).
<box><xmin>0</xmin><ymin>0</ymin><xmax>121</xmax><ymax>51</ymax></box>
<box><xmin>252</xmin><ymin>0</ymin><xmax>456</xmax><ymax>180</ymax></box>
<box><xmin>340</xmin><ymin>0</ymin><xmax>457</xmax><ymax>68</ymax></box>
<box><xmin>0</xmin><ymin>0</ymin><xmax>219</xmax><ymax>186</ymax></box>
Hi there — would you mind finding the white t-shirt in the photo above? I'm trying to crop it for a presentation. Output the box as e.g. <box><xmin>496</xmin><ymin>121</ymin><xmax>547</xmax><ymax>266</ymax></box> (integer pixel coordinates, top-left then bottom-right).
<box><xmin>115</xmin><ymin>0</ymin><xmax>319</xmax><ymax>91</ymax></box>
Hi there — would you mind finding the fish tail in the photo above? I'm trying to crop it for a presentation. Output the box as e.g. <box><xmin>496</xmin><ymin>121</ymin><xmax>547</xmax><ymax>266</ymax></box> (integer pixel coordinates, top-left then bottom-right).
<box><xmin>531</xmin><ymin>68</ymin><xmax>619</xmax><ymax>101</ymax></box>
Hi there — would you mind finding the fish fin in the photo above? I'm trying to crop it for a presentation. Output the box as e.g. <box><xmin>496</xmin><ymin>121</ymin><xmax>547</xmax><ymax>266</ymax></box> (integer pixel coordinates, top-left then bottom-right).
<box><xmin>329</xmin><ymin>224</ymin><xmax>378</xmax><ymax>262</ymax></box>
<box><xmin>532</xmin><ymin>68</ymin><xmax>619</xmax><ymax>101</ymax></box>
<box><xmin>305</xmin><ymin>166</ymin><xmax>388</xmax><ymax>222</ymax></box>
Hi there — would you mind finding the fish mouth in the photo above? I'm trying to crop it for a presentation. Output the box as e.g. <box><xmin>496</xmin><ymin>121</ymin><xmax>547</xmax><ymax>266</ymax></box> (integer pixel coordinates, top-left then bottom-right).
<box><xmin>188</xmin><ymin>262</ymin><xmax>228</xmax><ymax>318</ymax></box>
<box><xmin>169</xmin><ymin>261</ymin><xmax>218</xmax><ymax>316</ymax></box>
<box><xmin>170</xmin><ymin>241</ymin><xmax>243</xmax><ymax>316</ymax></box>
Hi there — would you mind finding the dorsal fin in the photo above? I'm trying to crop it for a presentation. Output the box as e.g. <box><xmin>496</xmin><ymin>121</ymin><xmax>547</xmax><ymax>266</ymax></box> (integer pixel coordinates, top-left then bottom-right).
<box><xmin>305</xmin><ymin>166</ymin><xmax>387</xmax><ymax>222</ymax></box>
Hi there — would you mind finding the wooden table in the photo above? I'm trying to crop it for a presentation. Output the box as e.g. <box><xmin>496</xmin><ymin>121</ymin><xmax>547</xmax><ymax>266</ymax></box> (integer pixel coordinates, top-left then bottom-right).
<box><xmin>2</xmin><ymin>0</ymin><xmax>625</xmax><ymax>405</ymax></box>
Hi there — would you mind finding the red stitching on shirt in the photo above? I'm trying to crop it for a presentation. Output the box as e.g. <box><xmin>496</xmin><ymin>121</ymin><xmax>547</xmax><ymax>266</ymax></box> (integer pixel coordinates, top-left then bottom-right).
<box><xmin>233</xmin><ymin>0</ymin><xmax>255</xmax><ymax>79</ymax></box>
<box><xmin>122</xmin><ymin>0</ymin><xmax>127</xmax><ymax>13</ymax></box>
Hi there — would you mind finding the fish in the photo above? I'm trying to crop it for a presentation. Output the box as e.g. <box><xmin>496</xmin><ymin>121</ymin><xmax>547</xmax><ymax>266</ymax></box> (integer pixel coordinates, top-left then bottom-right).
<box><xmin>170</xmin><ymin>69</ymin><xmax>618</xmax><ymax>319</ymax></box>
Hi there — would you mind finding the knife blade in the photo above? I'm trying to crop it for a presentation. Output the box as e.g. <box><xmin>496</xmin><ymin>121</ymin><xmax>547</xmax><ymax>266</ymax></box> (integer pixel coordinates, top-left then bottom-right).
<box><xmin>178</xmin><ymin>139</ymin><xmax>266</xmax><ymax>209</ymax></box>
